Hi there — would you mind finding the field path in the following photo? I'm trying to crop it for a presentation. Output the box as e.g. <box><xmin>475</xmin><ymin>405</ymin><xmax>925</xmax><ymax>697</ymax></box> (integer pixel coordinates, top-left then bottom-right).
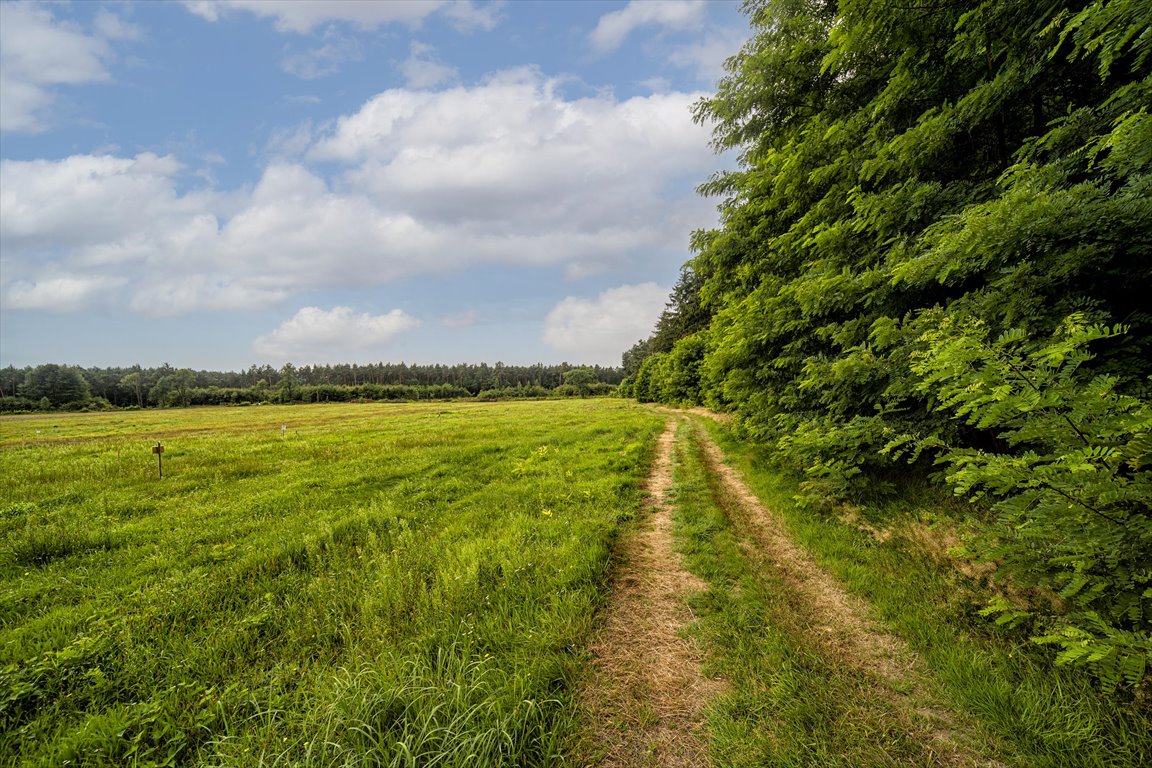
<box><xmin>693</xmin><ymin>426</ymin><xmax>1001</xmax><ymax>768</ymax></box>
<box><xmin>581</xmin><ymin>419</ymin><xmax>724</xmax><ymax>767</ymax></box>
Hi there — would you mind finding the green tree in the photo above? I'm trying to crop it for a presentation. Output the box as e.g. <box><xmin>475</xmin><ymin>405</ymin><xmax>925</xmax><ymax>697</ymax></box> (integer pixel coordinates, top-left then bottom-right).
<box><xmin>21</xmin><ymin>364</ymin><xmax>91</xmax><ymax>408</ymax></box>
<box><xmin>150</xmin><ymin>369</ymin><xmax>195</xmax><ymax>408</ymax></box>
<box><xmin>277</xmin><ymin>363</ymin><xmax>299</xmax><ymax>402</ymax></box>
<box><xmin>680</xmin><ymin>0</ymin><xmax>1150</xmax><ymax>481</ymax></box>
<box><xmin>901</xmin><ymin>312</ymin><xmax>1151</xmax><ymax>688</ymax></box>
<box><xmin>621</xmin><ymin>0</ymin><xmax>1152</xmax><ymax>685</ymax></box>
<box><xmin>562</xmin><ymin>368</ymin><xmax>598</xmax><ymax>398</ymax></box>
<box><xmin>120</xmin><ymin>370</ymin><xmax>145</xmax><ymax>408</ymax></box>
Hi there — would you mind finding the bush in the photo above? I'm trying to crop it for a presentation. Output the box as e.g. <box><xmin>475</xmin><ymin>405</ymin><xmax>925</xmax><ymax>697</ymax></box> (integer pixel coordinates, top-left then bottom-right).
<box><xmin>904</xmin><ymin>312</ymin><xmax>1151</xmax><ymax>689</ymax></box>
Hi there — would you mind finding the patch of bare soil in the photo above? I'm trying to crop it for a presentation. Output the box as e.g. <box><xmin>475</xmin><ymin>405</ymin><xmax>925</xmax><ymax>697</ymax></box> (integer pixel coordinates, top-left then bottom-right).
<box><xmin>661</xmin><ymin>406</ymin><xmax>732</xmax><ymax>424</ymax></box>
<box><xmin>695</xmin><ymin>431</ymin><xmax>1002</xmax><ymax>768</ymax></box>
<box><xmin>580</xmin><ymin>420</ymin><xmax>725</xmax><ymax>768</ymax></box>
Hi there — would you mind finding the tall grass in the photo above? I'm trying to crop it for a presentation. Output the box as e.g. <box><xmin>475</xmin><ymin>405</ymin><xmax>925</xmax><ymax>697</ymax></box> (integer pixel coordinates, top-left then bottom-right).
<box><xmin>0</xmin><ymin>401</ymin><xmax>663</xmax><ymax>767</ymax></box>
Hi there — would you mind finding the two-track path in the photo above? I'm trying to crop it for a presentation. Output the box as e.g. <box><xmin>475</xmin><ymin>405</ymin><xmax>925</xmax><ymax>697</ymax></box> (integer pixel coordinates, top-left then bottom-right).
<box><xmin>581</xmin><ymin>414</ymin><xmax>1000</xmax><ymax>767</ymax></box>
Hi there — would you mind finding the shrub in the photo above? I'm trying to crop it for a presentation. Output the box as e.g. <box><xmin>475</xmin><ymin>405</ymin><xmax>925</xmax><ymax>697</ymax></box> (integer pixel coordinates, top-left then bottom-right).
<box><xmin>905</xmin><ymin>312</ymin><xmax>1151</xmax><ymax>689</ymax></box>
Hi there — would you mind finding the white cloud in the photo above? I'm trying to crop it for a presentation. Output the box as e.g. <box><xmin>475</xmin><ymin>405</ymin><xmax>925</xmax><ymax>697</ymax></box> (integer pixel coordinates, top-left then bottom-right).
<box><xmin>400</xmin><ymin>42</ymin><xmax>458</xmax><ymax>89</ymax></box>
<box><xmin>0</xmin><ymin>3</ymin><xmax>123</xmax><ymax>133</ymax></box>
<box><xmin>281</xmin><ymin>30</ymin><xmax>362</xmax><ymax>79</ymax></box>
<box><xmin>442</xmin><ymin>0</ymin><xmax>502</xmax><ymax>33</ymax></box>
<box><xmin>253</xmin><ymin>306</ymin><xmax>420</xmax><ymax>362</ymax></box>
<box><xmin>0</xmin><ymin>152</ymin><xmax>192</xmax><ymax>247</ymax></box>
<box><xmin>5</xmin><ymin>275</ymin><xmax>127</xmax><ymax>312</ymax></box>
<box><xmin>308</xmin><ymin>69</ymin><xmax>714</xmax><ymax>246</ymax></box>
<box><xmin>543</xmin><ymin>283</ymin><xmax>669</xmax><ymax>365</ymax></box>
<box><xmin>184</xmin><ymin>0</ymin><xmax>498</xmax><ymax>34</ymax></box>
<box><xmin>667</xmin><ymin>27</ymin><xmax>747</xmax><ymax>85</ymax></box>
<box><xmin>1</xmin><ymin>71</ymin><xmax>721</xmax><ymax>316</ymax></box>
<box><xmin>590</xmin><ymin>0</ymin><xmax>706</xmax><ymax>53</ymax></box>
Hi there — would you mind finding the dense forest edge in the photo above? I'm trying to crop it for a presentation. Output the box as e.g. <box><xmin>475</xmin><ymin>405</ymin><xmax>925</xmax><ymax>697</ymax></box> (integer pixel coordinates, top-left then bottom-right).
<box><xmin>620</xmin><ymin>0</ymin><xmax>1150</xmax><ymax>694</ymax></box>
<box><xmin>0</xmin><ymin>362</ymin><xmax>621</xmax><ymax>411</ymax></box>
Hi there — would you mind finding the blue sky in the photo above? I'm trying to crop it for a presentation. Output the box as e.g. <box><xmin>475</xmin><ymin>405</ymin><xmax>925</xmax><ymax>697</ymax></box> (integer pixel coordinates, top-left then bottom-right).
<box><xmin>0</xmin><ymin>0</ymin><xmax>744</xmax><ymax>370</ymax></box>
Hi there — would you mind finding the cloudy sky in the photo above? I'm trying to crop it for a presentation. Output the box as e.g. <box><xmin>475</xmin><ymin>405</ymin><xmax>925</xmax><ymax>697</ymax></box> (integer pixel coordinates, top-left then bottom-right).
<box><xmin>0</xmin><ymin>0</ymin><xmax>743</xmax><ymax>369</ymax></box>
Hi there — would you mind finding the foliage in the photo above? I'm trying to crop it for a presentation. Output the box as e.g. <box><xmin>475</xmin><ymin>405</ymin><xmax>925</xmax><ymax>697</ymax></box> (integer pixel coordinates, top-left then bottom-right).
<box><xmin>622</xmin><ymin>0</ymin><xmax>1152</xmax><ymax>688</ymax></box>
<box><xmin>20</xmin><ymin>364</ymin><xmax>91</xmax><ymax>409</ymax></box>
<box><xmin>562</xmin><ymin>367</ymin><xmax>598</xmax><ymax>397</ymax></box>
<box><xmin>620</xmin><ymin>265</ymin><xmax>712</xmax><ymax>382</ymax></box>
<box><xmin>902</xmin><ymin>312</ymin><xmax>1151</xmax><ymax>689</ymax></box>
<box><xmin>0</xmin><ymin>362</ymin><xmax>625</xmax><ymax>412</ymax></box>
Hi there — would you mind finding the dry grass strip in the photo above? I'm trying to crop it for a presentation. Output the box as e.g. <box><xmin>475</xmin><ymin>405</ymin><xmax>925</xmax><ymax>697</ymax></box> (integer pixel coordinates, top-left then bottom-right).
<box><xmin>579</xmin><ymin>420</ymin><xmax>724</xmax><ymax>768</ymax></box>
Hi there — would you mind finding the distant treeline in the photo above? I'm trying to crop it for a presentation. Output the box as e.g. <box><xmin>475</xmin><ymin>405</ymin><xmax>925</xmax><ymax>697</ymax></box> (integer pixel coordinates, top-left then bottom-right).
<box><xmin>0</xmin><ymin>362</ymin><xmax>620</xmax><ymax>411</ymax></box>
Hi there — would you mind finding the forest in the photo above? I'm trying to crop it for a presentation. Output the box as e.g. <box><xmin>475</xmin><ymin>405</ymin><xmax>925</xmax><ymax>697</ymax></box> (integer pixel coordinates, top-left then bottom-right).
<box><xmin>0</xmin><ymin>361</ymin><xmax>622</xmax><ymax>411</ymax></box>
<box><xmin>621</xmin><ymin>0</ymin><xmax>1150</xmax><ymax>690</ymax></box>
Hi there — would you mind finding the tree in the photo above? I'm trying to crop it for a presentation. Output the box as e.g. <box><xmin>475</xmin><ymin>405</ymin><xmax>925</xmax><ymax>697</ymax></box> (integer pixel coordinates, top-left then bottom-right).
<box><xmin>21</xmin><ymin>364</ymin><xmax>91</xmax><ymax>408</ymax></box>
<box><xmin>120</xmin><ymin>370</ymin><xmax>145</xmax><ymax>408</ymax></box>
<box><xmin>563</xmin><ymin>367</ymin><xmax>598</xmax><ymax>398</ymax></box>
<box><xmin>0</xmin><ymin>366</ymin><xmax>24</xmax><ymax>399</ymax></box>
<box><xmin>651</xmin><ymin>266</ymin><xmax>710</xmax><ymax>353</ymax></box>
<box><xmin>277</xmin><ymin>363</ymin><xmax>299</xmax><ymax>402</ymax></box>
<box><xmin>150</xmin><ymin>369</ymin><xmax>195</xmax><ymax>408</ymax></box>
<box><xmin>621</xmin><ymin>0</ymin><xmax>1152</xmax><ymax>685</ymax></box>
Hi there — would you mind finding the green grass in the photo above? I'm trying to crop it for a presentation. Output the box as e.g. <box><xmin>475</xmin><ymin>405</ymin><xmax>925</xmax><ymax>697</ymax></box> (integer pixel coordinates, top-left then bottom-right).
<box><xmin>684</xmin><ymin>417</ymin><xmax>1151</xmax><ymax>768</ymax></box>
<box><xmin>0</xmin><ymin>401</ymin><xmax>664</xmax><ymax>767</ymax></box>
<box><xmin>669</xmin><ymin>421</ymin><xmax>963</xmax><ymax>767</ymax></box>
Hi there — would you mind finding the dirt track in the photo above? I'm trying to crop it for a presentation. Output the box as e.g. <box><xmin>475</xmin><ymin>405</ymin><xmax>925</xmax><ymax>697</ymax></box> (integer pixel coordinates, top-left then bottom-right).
<box><xmin>582</xmin><ymin>415</ymin><xmax>998</xmax><ymax>767</ymax></box>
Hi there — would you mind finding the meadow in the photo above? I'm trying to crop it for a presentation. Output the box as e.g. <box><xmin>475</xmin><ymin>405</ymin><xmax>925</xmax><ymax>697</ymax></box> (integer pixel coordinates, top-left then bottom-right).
<box><xmin>0</xmin><ymin>401</ymin><xmax>664</xmax><ymax>767</ymax></box>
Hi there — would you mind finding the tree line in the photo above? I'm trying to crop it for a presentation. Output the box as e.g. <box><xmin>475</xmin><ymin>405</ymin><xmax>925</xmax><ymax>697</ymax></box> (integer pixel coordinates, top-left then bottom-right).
<box><xmin>0</xmin><ymin>362</ymin><xmax>621</xmax><ymax>411</ymax></box>
<box><xmin>622</xmin><ymin>0</ymin><xmax>1150</xmax><ymax>690</ymax></box>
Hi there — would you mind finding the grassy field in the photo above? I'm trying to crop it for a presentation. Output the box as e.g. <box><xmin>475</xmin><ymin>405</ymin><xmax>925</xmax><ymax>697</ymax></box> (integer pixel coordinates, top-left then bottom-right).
<box><xmin>0</xmin><ymin>401</ymin><xmax>664</xmax><ymax>767</ymax></box>
<box><xmin>6</xmin><ymin>402</ymin><xmax>1149</xmax><ymax>767</ymax></box>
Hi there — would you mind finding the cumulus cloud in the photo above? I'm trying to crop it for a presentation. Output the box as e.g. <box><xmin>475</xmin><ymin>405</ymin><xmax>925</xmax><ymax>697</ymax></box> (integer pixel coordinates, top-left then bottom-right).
<box><xmin>308</xmin><ymin>69</ymin><xmax>714</xmax><ymax>243</ymax></box>
<box><xmin>0</xmin><ymin>152</ymin><xmax>200</xmax><ymax>249</ymax></box>
<box><xmin>590</xmin><ymin>0</ymin><xmax>706</xmax><ymax>53</ymax></box>
<box><xmin>1</xmin><ymin>70</ymin><xmax>719</xmax><ymax>316</ymax></box>
<box><xmin>400</xmin><ymin>42</ymin><xmax>458</xmax><ymax>89</ymax></box>
<box><xmin>0</xmin><ymin>3</ymin><xmax>134</xmax><ymax>133</ymax></box>
<box><xmin>253</xmin><ymin>306</ymin><xmax>420</xmax><ymax>362</ymax></box>
<box><xmin>543</xmin><ymin>283</ymin><xmax>669</xmax><ymax>365</ymax></box>
<box><xmin>184</xmin><ymin>0</ymin><xmax>498</xmax><ymax>34</ymax></box>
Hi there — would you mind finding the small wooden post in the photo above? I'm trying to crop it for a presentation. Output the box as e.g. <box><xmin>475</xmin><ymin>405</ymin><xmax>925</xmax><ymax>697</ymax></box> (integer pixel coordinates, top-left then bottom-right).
<box><xmin>152</xmin><ymin>441</ymin><xmax>164</xmax><ymax>478</ymax></box>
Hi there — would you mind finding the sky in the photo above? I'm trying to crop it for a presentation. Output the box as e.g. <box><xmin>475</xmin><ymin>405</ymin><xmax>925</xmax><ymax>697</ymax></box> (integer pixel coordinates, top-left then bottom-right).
<box><xmin>0</xmin><ymin>0</ymin><xmax>745</xmax><ymax>370</ymax></box>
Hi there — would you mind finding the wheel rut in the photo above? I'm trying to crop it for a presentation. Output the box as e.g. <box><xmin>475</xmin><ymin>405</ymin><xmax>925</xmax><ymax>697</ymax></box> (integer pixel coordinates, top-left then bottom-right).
<box><xmin>580</xmin><ymin>419</ymin><xmax>723</xmax><ymax>768</ymax></box>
